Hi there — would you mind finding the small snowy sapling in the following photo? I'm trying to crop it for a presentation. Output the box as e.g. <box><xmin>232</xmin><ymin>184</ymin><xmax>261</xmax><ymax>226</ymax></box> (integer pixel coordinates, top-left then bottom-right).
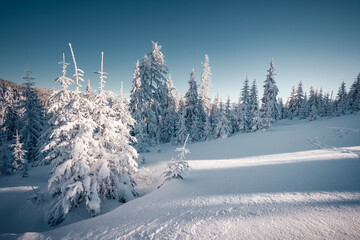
<box><xmin>159</xmin><ymin>134</ymin><xmax>191</xmax><ymax>188</ymax></box>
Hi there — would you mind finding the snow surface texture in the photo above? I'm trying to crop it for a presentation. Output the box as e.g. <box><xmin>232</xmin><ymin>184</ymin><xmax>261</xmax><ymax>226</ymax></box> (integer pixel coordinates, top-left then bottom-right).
<box><xmin>1</xmin><ymin>113</ymin><xmax>360</xmax><ymax>239</ymax></box>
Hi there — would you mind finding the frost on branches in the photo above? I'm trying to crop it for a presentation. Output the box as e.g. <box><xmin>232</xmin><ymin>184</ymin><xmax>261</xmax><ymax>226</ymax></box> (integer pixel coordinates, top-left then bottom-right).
<box><xmin>11</xmin><ymin>130</ymin><xmax>28</xmax><ymax>177</ymax></box>
<box><xmin>160</xmin><ymin>134</ymin><xmax>191</xmax><ymax>188</ymax></box>
<box><xmin>46</xmin><ymin>47</ymin><xmax>138</xmax><ymax>226</ymax></box>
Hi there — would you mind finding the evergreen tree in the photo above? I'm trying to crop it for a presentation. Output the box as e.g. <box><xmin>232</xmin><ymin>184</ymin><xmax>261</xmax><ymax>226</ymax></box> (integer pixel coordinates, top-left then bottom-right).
<box><xmin>173</xmin><ymin>109</ymin><xmax>188</xmax><ymax>145</ymax></box>
<box><xmin>47</xmin><ymin>52</ymin><xmax>138</xmax><ymax>226</ymax></box>
<box><xmin>38</xmin><ymin>53</ymin><xmax>73</xmax><ymax>164</ymax></box>
<box><xmin>161</xmin><ymin>74</ymin><xmax>178</xmax><ymax>143</ymax></box>
<box><xmin>20</xmin><ymin>66</ymin><xmax>44</xmax><ymax>162</ymax></box>
<box><xmin>184</xmin><ymin>69</ymin><xmax>203</xmax><ymax>142</ymax></box>
<box><xmin>149</xmin><ymin>41</ymin><xmax>168</xmax><ymax>144</ymax></box>
<box><xmin>287</xmin><ymin>86</ymin><xmax>296</xmax><ymax>119</ymax></box>
<box><xmin>0</xmin><ymin>130</ymin><xmax>12</xmax><ymax>175</ymax></box>
<box><xmin>348</xmin><ymin>73</ymin><xmax>360</xmax><ymax>112</ymax></box>
<box><xmin>11</xmin><ymin>130</ymin><xmax>28</xmax><ymax>177</ymax></box>
<box><xmin>209</xmin><ymin>93</ymin><xmax>220</xmax><ymax>138</ymax></box>
<box><xmin>215</xmin><ymin>100</ymin><xmax>231</xmax><ymax>138</ymax></box>
<box><xmin>261</xmin><ymin>59</ymin><xmax>280</xmax><ymax>125</ymax></box>
<box><xmin>295</xmin><ymin>81</ymin><xmax>305</xmax><ymax>118</ymax></box>
<box><xmin>249</xmin><ymin>79</ymin><xmax>259</xmax><ymax>130</ymax></box>
<box><xmin>336</xmin><ymin>81</ymin><xmax>347</xmax><ymax>115</ymax></box>
<box><xmin>199</xmin><ymin>54</ymin><xmax>212</xmax><ymax>116</ymax></box>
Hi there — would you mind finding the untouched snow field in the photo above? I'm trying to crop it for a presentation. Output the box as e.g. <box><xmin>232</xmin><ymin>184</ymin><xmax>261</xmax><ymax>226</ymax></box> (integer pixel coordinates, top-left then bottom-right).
<box><xmin>1</xmin><ymin>113</ymin><xmax>360</xmax><ymax>239</ymax></box>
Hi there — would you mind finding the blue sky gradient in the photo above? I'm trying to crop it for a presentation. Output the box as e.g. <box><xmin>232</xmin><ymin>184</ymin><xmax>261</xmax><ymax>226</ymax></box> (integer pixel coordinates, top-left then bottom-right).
<box><xmin>0</xmin><ymin>0</ymin><xmax>359</xmax><ymax>101</ymax></box>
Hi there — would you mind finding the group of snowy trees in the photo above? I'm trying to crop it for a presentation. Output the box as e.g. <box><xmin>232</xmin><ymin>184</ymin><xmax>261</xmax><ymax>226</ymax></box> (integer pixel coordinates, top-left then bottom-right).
<box><xmin>129</xmin><ymin>43</ymin><xmax>360</xmax><ymax>153</ymax></box>
<box><xmin>1</xmin><ymin>40</ymin><xmax>360</xmax><ymax>226</ymax></box>
<box><xmin>0</xmin><ymin>67</ymin><xmax>46</xmax><ymax>176</ymax></box>
<box><xmin>43</xmin><ymin>44</ymin><xmax>139</xmax><ymax>225</ymax></box>
<box><xmin>129</xmin><ymin>47</ymin><xmax>282</xmax><ymax>152</ymax></box>
<box><xmin>282</xmin><ymin>74</ymin><xmax>360</xmax><ymax>121</ymax></box>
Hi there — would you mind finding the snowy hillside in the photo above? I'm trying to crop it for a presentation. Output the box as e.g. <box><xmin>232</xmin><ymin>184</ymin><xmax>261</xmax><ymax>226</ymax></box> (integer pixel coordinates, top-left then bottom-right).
<box><xmin>1</xmin><ymin>113</ymin><xmax>360</xmax><ymax>239</ymax></box>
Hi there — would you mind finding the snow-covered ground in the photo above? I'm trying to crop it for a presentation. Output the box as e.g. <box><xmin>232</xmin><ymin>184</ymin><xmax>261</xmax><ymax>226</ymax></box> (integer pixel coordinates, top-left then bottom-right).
<box><xmin>1</xmin><ymin>113</ymin><xmax>360</xmax><ymax>239</ymax></box>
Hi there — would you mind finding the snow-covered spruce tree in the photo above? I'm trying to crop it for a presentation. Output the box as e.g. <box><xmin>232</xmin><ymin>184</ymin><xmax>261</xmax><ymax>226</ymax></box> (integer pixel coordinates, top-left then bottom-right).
<box><xmin>261</xmin><ymin>59</ymin><xmax>280</xmax><ymax>126</ymax></box>
<box><xmin>129</xmin><ymin>58</ymin><xmax>154</xmax><ymax>151</ymax></box>
<box><xmin>278</xmin><ymin>98</ymin><xmax>285</xmax><ymax>120</ymax></box>
<box><xmin>307</xmin><ymin>86</ymin><xmax>317</xmax><ymax>119</ymax></box>
<box><xmin>20</xmin><ymin>66</ymin><xmax>45</xmax><ymax>163</ymax></box>
<box><xmin>0</xmin><ymin>130</ymin><xmax>13</xmax><ymax>175</ymax></box>
<box><xmin>38</xmin><ymin>53</ymin><xmax>74</xmax><ymax>165</ymax></box>
<box><xmin>199</xmin><ymin>54</ymin><xmax>212</xmax><ymax>116</ymax></box>
<box><xmin>215</xmin><ymin>100</ymin><xmax>231</xmax><ymax>139</ymax></box>
<box><xmin>173</xmin><ymin>108</ymin><xmax>188</xmax><ymax>145</ymax></box>
<box><xmin>160</xmin><ymin>134</ymin><xmax>191</xmax><ymax>188</ymax></box>
<box><xmin>348</xmin><ymin>73</ymin><xmax>360</xmax><ymax>113</ymax></box>
<box><xmin>11</xmin><ymin>130</ymin><xmax>28</xmax><ymax>177</ymax></box>
<box><xmin>336</xmin><ymin>81</ymin><xmax>348</xmax><ymax>116</ymax></box>
<box><xmin>161</xmin><ymin>74</ymin><xmax>178</xmax><ymax>143</ymax></box>
<box><xmin>47</xmin><ymin>50</ymin><xmax>138</xmax><ymax>226</ymax></box>
<box><xmin>238</xmin><ymin>76</ymin><xmax>252</xmax><ymax>132</ymax></box>
<box><xmin>93</xmin><ymin>51</ymin><xmax>138</xmax><ymax>202</ymax></box>
<box><xmin>225</xmin><ymin>97</ymin><xmax>234</xmax><ymax>134</ymax></box>
<box><xmin>148</xmin><ymin>41</ymin><xmax>168</xmax><ymax>144</ymax></box>
<box><xmin>309</xmin><ymin>104</ymin><xmax>319</xmax><ymax>121</ymax></box>
<box><xmin>287</xmin><ymin>86</ymin><xmax>296</xmax><ymax>119</ymax></box>
<box><xmin>184</xmin><ymin>69</ymin><xmax>204</xmax><ymax>142</ymax></box>
<box><xmin>249</xmin><ymin>79</ymin><xmax>259</xmax><ymax>131</ymax></box>
<box><xmin>1</xmin><ymin>104</ymin><xmax>20</xmax><ymax>143</ymax></box>
<box><xmin>294</xmin><ymin>81</ymin><xmax>305</xmax><ymax>118</ymax></box>
<box><xmin>209</xmin><ymin>93</ymin><xmax>220</xmax><ymax>138</ymax></box>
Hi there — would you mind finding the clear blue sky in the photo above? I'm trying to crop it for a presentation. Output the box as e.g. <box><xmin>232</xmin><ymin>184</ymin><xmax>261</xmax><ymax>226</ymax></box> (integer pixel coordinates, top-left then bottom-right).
<box><xmin>0</xmin><ymin>0</ymin><xmax>359</xmax><ymax>101</ymax></box>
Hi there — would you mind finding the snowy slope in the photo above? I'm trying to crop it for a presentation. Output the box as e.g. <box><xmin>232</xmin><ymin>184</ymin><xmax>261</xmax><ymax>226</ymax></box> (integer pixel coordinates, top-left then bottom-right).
<box><xmin>2</xmin><ymin>113</ymin><xmax>360</xmax><ymax>239</ymax></box>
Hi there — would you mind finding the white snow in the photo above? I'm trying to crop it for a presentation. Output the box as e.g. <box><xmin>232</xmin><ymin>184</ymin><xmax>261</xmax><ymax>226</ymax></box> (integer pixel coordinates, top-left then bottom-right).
<box><xmin>1</xmin><ymin>113</ymin><xmax>360</xmax><ymax>239</ymax></box>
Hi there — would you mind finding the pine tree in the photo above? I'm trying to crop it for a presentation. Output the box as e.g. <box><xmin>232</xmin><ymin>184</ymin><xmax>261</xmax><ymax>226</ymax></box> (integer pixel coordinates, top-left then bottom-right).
<box><xmin>149</xmin><ymin>41</ymin><xmax>168</xmax><ymax>144</ymax></box>
<box><xmin>287</xmin><ymin>86</ymin><xmax>296</xmax><ymax>119</ymax></box>
<box><xmin>261</xmin><ymin>59</ymin><xmax>280</xmax><ymax>125</ymax></box>
<box><xmin>0</xmin><ymin>130</ymin><xmax>12</xmax><ymax>175</ymax></box>
<box><xmin>174</xmin><ymin>109</ymin><xmax>188</xmax><ymax>145</ymax></box>
<box><xmin>209</xmin><ymin>93</ymin><xmax>220</xmax><ymax>138</ymax></box>
<box><xmin>295</xmin><ymin>81</ymin><xmax>305</xmax><ymax>118</ymax></box>
<box><xmin>240</xmin><ymin>76</ymin><xmax>252</xmax><ymax>132</ymax></box>
<box><xmin>199</xmin><ymin>54</ymin><xmax>212</xmax><ymax>116</ymax></box>
<box><xmin>11</xmin><ymin>130</ymin><xmax>28</xmax><ymax>177</ymax></box>
<box><xmin>336</xmin><ymin>81</ymin><xmax>347</xmax><ymax>115</ymax></box>
<box><xmin>184</xmin><ymin>69</ymin><xmax>203</xmax><ymax>142</ymax></box>
<box><xmin>20</xmin><ymin>66</ymin><xmax>44</xmax><ymax>163</ymax></box>
<box><xmin>249</xmin><ymin>79</ymin><xmax>259</xmax><ymax>131</ymax></box>
<box><xmin>348</xmin><ymin>73</ymin><xmax>360</xmax><ymax>113</ymax></box>
<box><xmin>47</xmin><ymin>52</ymin><xmax>138</xmax><ymax>226</ymax></box>
<box><xmin>215</xmin><ymin>100</ymin><xmax>231</xmax><ymax>138</ymax></box>
<box><xmin>38</xmin><ymin>53</ymin><xmax>73</xmax><ymax>164</ymax></box>
<box><xmin>161</xmin><ymin>74</ymin><xmax>178</xmax><ymax>143</ymax></box>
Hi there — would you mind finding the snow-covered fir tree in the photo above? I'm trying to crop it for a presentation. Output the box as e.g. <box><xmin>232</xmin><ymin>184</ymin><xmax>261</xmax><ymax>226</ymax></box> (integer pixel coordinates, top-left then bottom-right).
<box><xmin>199</xmin><ymin>54</ymin><xmax>212</xmax><ymax>116</ymax></box>
<box><xmin>348</xmin><ymin>73</ymin><xmax>360</xmax><ymax>113</ymax></box>
<box><xmin>225</xmin><ymin>97</ymin><xmax>234</xmax><ymax>134</ymax></box>
<box><xmin>0</xmin><ymin>130</ymin><xmax>12</xmax><ymax>175</ymax></box>
<box><xmin>47</xmin><ymin>51</ymin><xmax>138</xmax><ymax>226</ymax></box>
<box><xmin>173</xmin><ymin>109</ymin><xmax>188</xmax><ymax>145</ymax></box>
<box><xmin>184</xmin><ymin>69</ymin><xmax>204</xmax><ymax>142</ymax></box>
<box><xmin>148</xmin><ymin>41</ymin><xmax>168</xmax><ymax>144</ymax></box>
<box><xmin>209</xmin><ymin>93</ymin><xmax>220</xmax><ymax>138</ymax></box>
<box><xmin>336</xmin><ymin>81</ymin><xmax>347</xmax><ymax>115</ymax></box>
<box><xmin>249</xmin><ymin>79</ymin><xmax>259</xmax><ymax>130</ymax></box>
<box><xmin>20</xmin><ymin>66</ymin><xmax>44</xmax><ymax>163</ymax></box>
<box><xmin>161</xmin><ymin>74</ymin><xmax>178</xmax><ymax>143</ymax></box>
<box><xmin>38</xmin><ymin>53</ymin><xmax>74</xmax><ymax>164</ymax></box>
<box><xmin>287</xmin><ymin>86</ymin><xmax>296</xmax><ymax>119</ymax></box>
<box><xmin>11</xmin><ymin>130</ymin><xmax>28</xmax><ymax>177</ymax></box>
<box><xmin>239</xmin><ymin>76</ymin><xmax>252</xmax><ymax>132</ymax></box>
<box><xmin>261</xmin><ymin>59</ymin><xmax>280</xmax><ymax>125</ymax></box>
<box><xmin>215</xmin><ymin>100</ymin><xmax>231</xmax><ymax>139</ymax></box>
